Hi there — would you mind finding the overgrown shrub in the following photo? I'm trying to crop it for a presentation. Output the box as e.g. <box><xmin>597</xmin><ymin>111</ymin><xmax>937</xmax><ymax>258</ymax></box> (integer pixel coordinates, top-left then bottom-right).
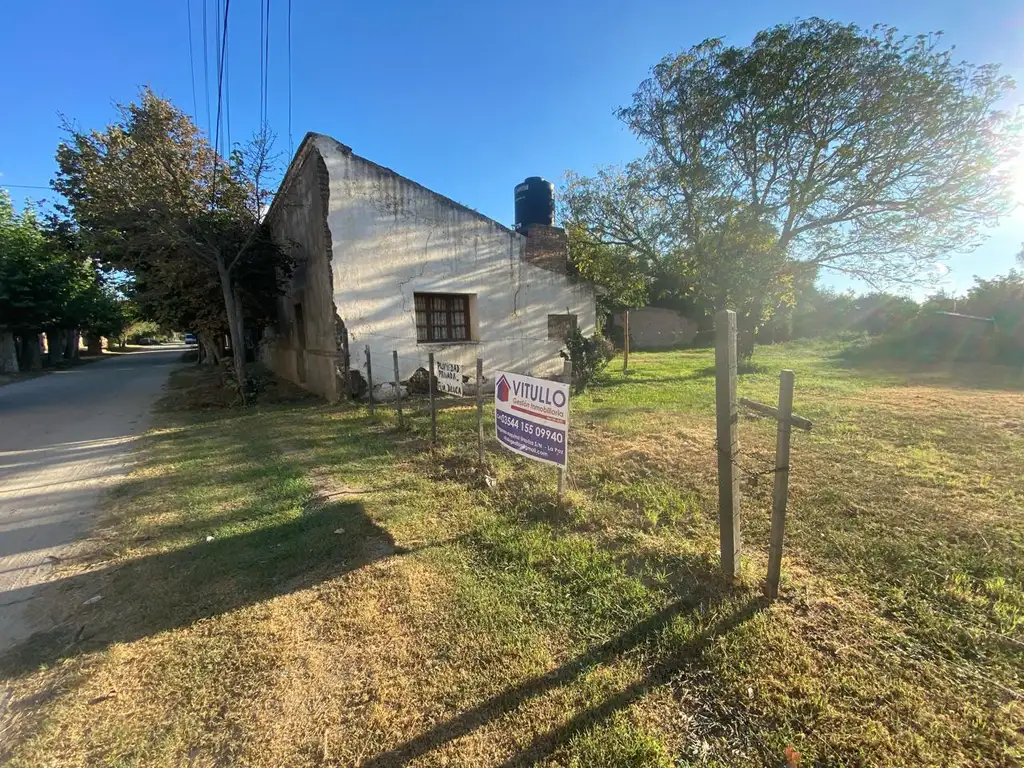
<box><xmin>561</xmin><ymin>327</ymin><xmax>613</xmax><ymax>393</ymax></box>
<box><xmin>845</xmin><ymin>271</ymin><xmax>1024</xmax><ymax>366</ymax></box>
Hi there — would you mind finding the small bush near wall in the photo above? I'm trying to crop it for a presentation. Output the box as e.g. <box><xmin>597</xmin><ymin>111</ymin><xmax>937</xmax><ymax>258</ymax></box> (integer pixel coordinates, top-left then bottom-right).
<box><xmin>561</xmin><ymin>327</ymin><xmax>614</xmax><ymax>393</ymax></box>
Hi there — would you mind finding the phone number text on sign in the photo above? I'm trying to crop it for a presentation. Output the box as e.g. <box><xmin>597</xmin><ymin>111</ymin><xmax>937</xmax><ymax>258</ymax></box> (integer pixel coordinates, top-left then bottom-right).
<box><xmin>496</xmin><ymin>412</ymin><xmax>564</xmax><ymax>443</ymax></box>
<box><xmin>495</xmin><ymin>411</ymin><xmax>566</xmax><ymax>466</ymax></box>
<box><xmin>494</xmin><ymin>370</ymin><xmax>570</xmax><ymax>467</ymax></box>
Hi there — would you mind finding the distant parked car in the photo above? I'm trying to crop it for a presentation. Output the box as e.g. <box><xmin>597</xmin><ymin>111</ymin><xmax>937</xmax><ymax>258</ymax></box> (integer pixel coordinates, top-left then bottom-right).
<box><xmin>184</xmin><ymin>333</ymin><xmax>197</xmax><ymax>345</ymax></box>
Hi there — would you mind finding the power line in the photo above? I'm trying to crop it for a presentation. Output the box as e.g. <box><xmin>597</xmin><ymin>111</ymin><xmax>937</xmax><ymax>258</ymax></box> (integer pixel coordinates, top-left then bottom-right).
<box><xmin>259</xmin><ymin>0</ymin><xmax>265</xmax><ymax>128</ymax></box>
<box><xmin>214</xmin><ymin>0</ymin><xmax>221</xmax><ymax>153</ymax></box>
<box><xmin>211</xmin><ymin>0</ymin><xmax>231</xmax><ymax>200</ymax></box>
<box><xmin>287</xmin><ymin>0</ymin><xmax>292</xmax><ymax>156</ymax></box>
<box><xmin>0</xmin><ymin>184</ymin><xmax>51</xmax><ymax>191</ymax></box>
<box><xmin>201</xmin><ymin>0</ymin><xmax>211</xmax><ymax>137</ymax></box>
<box><xmin>263</xmin><ymin>0</ymin><xmax>271</xmax><ymax>129</ymax></box>
<box><xmin>225</xmin><ymin>21</ymin><xmax>232</xmax><ymax>155</ymax></box>
<box><xmin>186</xmin><ymin>0</ymin><xmax>198</xmax><ymax>124</ymax></box>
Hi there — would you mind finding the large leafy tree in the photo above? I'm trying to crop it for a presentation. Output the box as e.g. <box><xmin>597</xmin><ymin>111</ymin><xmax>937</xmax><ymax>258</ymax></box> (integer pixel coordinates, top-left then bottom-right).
<box><xmin>53</xmin><ymin>89</ymin><xmax>289</xmax><ymax>397</ymax></box>
<box><xmin>566</xmin><ymin>223</ymin><xmax>648</xmax><ymax>318</ymax></box>
<box><xmin>567</xmin><ymin>18</ymin><xmax>1021</xmax><ymax>356</ymax></box>
<box><xmin>0</xmin><ymin>191</ymin><xmax>130</xmax><ymax>371</ymax></box>
<box><xmin>0</xmin><ymin>193</ymin><xmax>50</xmax><ymax>372</ymax></box>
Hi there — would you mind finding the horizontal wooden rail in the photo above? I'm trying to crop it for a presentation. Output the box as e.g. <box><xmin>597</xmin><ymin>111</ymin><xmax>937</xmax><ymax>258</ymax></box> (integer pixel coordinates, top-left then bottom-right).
<box><xmin>739</xmin><ymin>398</ymin><xmax>813</xmax><ymax>431</ymax></box>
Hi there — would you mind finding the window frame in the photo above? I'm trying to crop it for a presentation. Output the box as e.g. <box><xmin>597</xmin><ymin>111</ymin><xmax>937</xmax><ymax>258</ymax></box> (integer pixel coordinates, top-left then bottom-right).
<box><xmin>414</xmin><ymin>292</ymin><xmax>473</xmax><ymax>344</ymax></box>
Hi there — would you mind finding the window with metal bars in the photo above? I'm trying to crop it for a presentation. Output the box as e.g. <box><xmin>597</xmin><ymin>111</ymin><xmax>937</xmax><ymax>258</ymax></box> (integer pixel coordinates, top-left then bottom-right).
<box><xmin>414</xmin><ymin>293</ymin><xmax>472</xmax><ymax>343</ymax></box>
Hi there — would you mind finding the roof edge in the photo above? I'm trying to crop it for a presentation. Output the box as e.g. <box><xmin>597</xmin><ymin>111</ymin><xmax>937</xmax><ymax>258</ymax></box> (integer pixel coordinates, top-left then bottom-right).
<box><xmin>264</xmin><ymin>132</ymin><xmax>344</xmax><ymax>224</ymax></box>
<box><xmin>270</xmin><ymin>132</ymin><xmax>519</xmax><ymax>239</ymax></box>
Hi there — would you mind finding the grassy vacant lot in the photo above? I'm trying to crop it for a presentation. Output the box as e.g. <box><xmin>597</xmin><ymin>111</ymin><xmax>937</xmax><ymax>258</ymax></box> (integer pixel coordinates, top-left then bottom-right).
<box><xmin>1</xmin><ymin>340</ymin><xmax>1021</xmax><ymax>767</ymax></box>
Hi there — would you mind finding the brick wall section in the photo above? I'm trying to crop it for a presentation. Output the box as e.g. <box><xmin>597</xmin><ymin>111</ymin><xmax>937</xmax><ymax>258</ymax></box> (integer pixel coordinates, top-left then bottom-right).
<box><xmin>523</xmin><ymin>224</ymin><xmax>569</xmax><ymax>275</ymax></box>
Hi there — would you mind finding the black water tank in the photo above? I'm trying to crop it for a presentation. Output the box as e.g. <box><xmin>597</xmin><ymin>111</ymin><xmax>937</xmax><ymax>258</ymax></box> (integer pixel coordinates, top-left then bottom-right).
<box><xmin>514</xmin><ymin>176</ymin><xmax>555</xmax><ymax>232</ymax></box>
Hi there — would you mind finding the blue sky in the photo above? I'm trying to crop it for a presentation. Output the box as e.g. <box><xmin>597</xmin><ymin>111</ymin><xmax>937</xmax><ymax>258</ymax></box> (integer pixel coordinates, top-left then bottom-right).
<box><xmin>2</xmin><ymin>0</ymin><xmax>1022</xmax><ymax>297</ymax></box>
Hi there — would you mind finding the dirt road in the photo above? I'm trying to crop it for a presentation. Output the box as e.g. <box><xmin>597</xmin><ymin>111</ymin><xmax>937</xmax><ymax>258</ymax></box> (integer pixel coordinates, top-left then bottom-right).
<box><xmin>0</xmin><ymin>348</ymin><xmax>183</xmax><ymax>651</ymax></box>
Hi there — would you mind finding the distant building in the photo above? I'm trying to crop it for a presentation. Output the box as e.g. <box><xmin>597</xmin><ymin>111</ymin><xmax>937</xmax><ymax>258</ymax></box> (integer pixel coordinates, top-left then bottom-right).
<box><xmin>613</xmin><ymin>307</ymin><xmax>698</xmax><ymax>350</ymax></box>
<box><xmin>260</xmin><ymin>133</ymin><xmax>596</xmax><ymax>401</ymax></box>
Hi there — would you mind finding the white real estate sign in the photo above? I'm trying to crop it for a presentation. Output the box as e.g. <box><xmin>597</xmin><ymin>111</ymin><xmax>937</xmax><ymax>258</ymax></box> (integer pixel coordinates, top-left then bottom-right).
<box><xmin>434</xmin><ymin>360</ymin><xmax>463</xmax><ymax>396</ymax></box>
<box><xmin>494</xmin><ymin>371</ymin><xmax>569</xmax><ymax>467</ymax></box>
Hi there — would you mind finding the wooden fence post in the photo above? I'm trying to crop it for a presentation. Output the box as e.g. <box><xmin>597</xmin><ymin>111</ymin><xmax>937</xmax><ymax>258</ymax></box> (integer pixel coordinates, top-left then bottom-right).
<box><xmin>766</xmin><ymin>370</ymin><xmax>795</xmax><ymax>601</ymax></box>
<box><xmin>392</xmin><ymin>350</ymin><xmax>404</xmax><ymax>428</ymax></box>
<box><xmin>623</xmin><ymin>310</ymin><xmax>630</xmax><ymax>372</ymax></box>
<box><xmin>715</xmin><ymin>309</ymin><xmax>741</xmax><ymax>579</ymax></box>
<box><xmin>428</xmin><ymin>352</ymin><xmax>437</xmax><ymax>444</ymax></box>
<box><xmin>365</xmin><ymin>345</ymin><xmax>374</xmax><ymax>416</ymax></box>
<box><xmin>558</xmin><ymin>360</ymin><xmax>572</xmax><ymax>502</ymax></box>
<box><xmin>476</xmin><ymin>358</ymin><xmax>484</xmax><ymax>465</ymax></box>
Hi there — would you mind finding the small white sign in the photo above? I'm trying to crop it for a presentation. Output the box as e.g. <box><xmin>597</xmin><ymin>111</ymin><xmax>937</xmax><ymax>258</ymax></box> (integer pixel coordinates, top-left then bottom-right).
<box><xmin>434</xmin><ymin>360</ymin><xmax>463</xmax><ymax>396</ymax></box>
<box><xmin>494</xmin><ymin>371</ymin><xmax>570</xmax><ymax>467</ymax></box>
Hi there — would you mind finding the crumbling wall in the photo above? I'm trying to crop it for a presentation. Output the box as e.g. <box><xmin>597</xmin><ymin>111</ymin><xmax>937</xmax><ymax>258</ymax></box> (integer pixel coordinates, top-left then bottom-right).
<box><xmin>262</xmin><ymin>145</ymin><xmax>341</xmax><ymax>401</ymax></box>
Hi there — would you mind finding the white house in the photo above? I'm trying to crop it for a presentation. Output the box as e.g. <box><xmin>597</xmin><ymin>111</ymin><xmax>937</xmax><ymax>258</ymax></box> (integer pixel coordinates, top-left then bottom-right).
<box><xmin>260</xmin><ymin>132</ymin><xmax>596</xmax><ymax>402</ymax></box>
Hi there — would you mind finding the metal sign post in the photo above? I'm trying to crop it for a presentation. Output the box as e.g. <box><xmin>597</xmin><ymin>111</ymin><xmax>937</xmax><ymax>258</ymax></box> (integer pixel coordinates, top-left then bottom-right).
<box><xmin>392</xmin><ymin>350</ymin><xmax>403</xmax><ymax>428</ymax></box>
<box><xmin>428</xmin><ymin>352</ymin><xmax>437</xmax><ymax>444</ymax></box>
<box><xmin>365</xmin><ymin>345</ymin><xmax>374</xmax><ymax>416</ymax></box>
<box><xmin>476</xmin><ymin>358</ymin><xmax>484</xmax><ymax>466</ymax></box>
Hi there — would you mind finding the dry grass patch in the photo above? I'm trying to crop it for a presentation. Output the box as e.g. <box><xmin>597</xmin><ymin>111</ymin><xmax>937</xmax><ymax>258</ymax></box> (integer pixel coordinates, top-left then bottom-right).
<box><xmin>3</xmin><ymin>341</ymin><xmax>1022</xmax><ymax>766</ymax></box>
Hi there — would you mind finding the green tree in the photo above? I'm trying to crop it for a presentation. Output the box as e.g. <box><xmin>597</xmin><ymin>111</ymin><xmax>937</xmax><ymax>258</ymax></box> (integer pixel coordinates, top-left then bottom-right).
<box><xmin>0</xmin><ymin>192</ymin><xmax>128</xmax><ymax>370</ymax></box>
<box><xmin>565</xmin><ymin>223</ymin><xmax>648</xmax><ymax>320</ymax></box>
<box><xmin>849</xmin><ymin>293</ymin><xmax>920</xmax><ymax>336</ymax></box>
<box><xmin>0</xmin><ymin>193</ymin><xmax>48</xmax><ymax>372</ymax></box>
<box><xmin>567</xmin><ymin>18</ymin><xmax>1021</xmax><ymax>358</ymax></box>
<box><xmin>53</xmin><ymin>89</ymin><xmax>289</xmax><ymax>399</ymax></box>
<box><xmin>960</xmin><ymin>270</ymin><xmax>1024</xmax><ymax>361</ymax></box>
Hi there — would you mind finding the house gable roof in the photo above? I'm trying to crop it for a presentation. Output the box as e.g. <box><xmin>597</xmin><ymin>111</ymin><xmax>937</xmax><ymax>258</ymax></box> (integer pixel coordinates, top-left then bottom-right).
<box><xmin>267</xmin><ymin>132</ymin><xmax>518</xmax><ymax>238</ymax></box>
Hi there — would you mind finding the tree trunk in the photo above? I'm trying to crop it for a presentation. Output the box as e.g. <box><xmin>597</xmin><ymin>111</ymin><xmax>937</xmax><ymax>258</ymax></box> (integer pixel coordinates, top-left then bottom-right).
<box><xmin>66</xmin><ymin>329</ymin><xmax>80</xmax><ymax>361</ymax></box>
<box><xmin>20</xmin><ymin>334</ymin><xmax>42</xmax><ymax>370</ymax></box>
<box><xmin>198</xmin><ymin>332</ymin><xmax>221</xmax><ymax>365</ymax></box>
<box><xmin>737</xmin><ymin>305</ymin><xmax>762</xmax><ymax>364</ymax></box>
<box><xmin>217</xmin><ymin>258</ymin><xmax>247</xmax><ymax>404</ymax></box>
<box><xmin>47</xmin><ymin>330</ymin><xmax>66</xmax><ymax>366</ymax></box>
<box><xmin>0</xmin><ymin>330</ymin><xmax>19</xmax><ymax>375</ymax></box>
<box><xmin>86</xmin><ymin>333</ymin><xmax>104</xmax><ymax>356</ymax></box>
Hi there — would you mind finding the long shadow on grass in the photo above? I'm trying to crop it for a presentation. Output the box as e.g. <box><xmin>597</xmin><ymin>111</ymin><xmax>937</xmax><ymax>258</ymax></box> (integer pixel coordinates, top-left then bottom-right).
<box><xmin>0</xmin><ymin>500</ymin><xmax>403</xmax><ymax>681</ymax></box>
<box><xmin>365</xmin><ymin>589</ymin><xmax>765</xmax><ymax>767</ymax></box>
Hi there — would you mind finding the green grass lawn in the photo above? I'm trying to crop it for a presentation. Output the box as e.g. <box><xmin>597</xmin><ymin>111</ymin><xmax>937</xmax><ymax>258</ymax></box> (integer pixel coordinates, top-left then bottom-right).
<box><xmin>2</xmin><ymin>340</ymin><xmax>1022</xmax><ymax>767</ymax></box>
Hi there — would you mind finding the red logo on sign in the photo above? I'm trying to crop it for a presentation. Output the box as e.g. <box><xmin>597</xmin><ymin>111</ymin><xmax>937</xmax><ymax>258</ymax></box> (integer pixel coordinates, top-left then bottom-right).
<box><xmin>496</xmin><ymin>375</ymin><xmax>510</xmax><ymax>402</ymax></box>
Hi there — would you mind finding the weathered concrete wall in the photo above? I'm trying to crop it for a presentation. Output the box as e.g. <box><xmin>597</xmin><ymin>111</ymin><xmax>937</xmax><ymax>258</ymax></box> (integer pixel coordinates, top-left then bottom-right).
<box><xmin>262</xmin><ymin>143</ymin><xmax>340</xmax><ymax>401</ymax></box>
<box><xmin>613</xmin><ymin>307</ymin><xmax>698</xmax><ymax>350</ymax></box>
<box><xmin>314</xmin><ymin>135</ymin><xmax>596</xmax><ymax>386</ymax></box>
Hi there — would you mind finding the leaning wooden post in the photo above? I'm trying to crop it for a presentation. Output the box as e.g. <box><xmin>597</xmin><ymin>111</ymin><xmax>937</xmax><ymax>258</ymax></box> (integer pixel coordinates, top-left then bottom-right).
<box><xmin>558</xmin><ymin>359</ymin><xmax>572</xmax><ymax>502</ymax></box>
<box><xmin>715</xmin><ymin>309</ymin><xmax>741</xmax><ymax>579</ymax></box>
<box><xmin>622</xmin><ymin>310</ymin><xmax>630</xmax><ymax>372</ymax></box>
<box><xmin>428</xmin><ymin>352</ymin><xmax>437</xmax><ymax>444</ymax></box>
<box><xmin>476</xmin><ymin>358</ymin><xmax>484</xmax><ymax>465</ymax></box>
<box><xmin>365</xmin><ymin>345</ymin><xmax>375</xmax><ymax>416</ymax></box>
<box><xmin>392</xmin><ymin>350</ymin><xmax>404</xmax><ymax>428</ymax></box>
<box><xmin>766</xmin><ymin>370</ymin><xmax>795</xmax><ymax>601</ymax></box>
